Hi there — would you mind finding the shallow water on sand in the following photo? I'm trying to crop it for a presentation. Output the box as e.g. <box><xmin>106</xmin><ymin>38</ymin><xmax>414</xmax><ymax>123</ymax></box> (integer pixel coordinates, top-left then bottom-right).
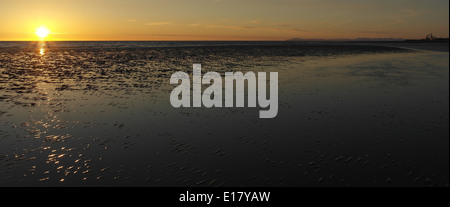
<box><xmin>0</xmin><ymin>43</ymin><xmax>448</xmax><ymax>186</ymax></box>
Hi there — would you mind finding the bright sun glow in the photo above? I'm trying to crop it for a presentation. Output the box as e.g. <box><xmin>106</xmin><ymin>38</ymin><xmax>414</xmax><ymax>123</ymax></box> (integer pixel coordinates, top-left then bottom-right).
<box><xmin>35</xmin><ymin>27</ymin><xmax>50</xmax><ymax>39</ymax></box>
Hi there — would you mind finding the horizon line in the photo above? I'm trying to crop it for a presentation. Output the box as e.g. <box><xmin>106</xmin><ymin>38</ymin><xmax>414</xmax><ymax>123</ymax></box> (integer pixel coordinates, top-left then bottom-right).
<box><xmin>0</xmin><ymin>37</ymin><xmax>448</xmax><ymax>42</ymax></box>
<box><xmin>0</xmin><ymin>39</ymin><xmax>419</xmax><ymax>42</ymax></box>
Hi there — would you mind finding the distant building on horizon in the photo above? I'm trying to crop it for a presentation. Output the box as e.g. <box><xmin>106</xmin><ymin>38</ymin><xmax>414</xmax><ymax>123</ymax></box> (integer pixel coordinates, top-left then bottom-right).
<box><xmin>405</xmin><ymin>33</ymin><xmax>449</xmax><ymax>42</ymax></box>
<box><xmin>426</xmin><ymin>33</ymin><xmax>436</xmax><ymax>40</ymax></box>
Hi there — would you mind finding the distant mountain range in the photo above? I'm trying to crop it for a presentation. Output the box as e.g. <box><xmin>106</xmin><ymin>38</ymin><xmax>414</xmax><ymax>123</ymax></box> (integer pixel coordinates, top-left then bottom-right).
<box><xmin>287</xmin><ymin>37</ymin><xmax>405</xmax><ymax>42</ymax></box>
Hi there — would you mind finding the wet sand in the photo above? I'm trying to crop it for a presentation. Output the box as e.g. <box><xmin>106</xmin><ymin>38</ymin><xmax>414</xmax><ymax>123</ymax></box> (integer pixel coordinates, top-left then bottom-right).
<box><xmin>0</xmin><ymin>43</ymin><xmax>448</xmax><ymax>186</ymax></box>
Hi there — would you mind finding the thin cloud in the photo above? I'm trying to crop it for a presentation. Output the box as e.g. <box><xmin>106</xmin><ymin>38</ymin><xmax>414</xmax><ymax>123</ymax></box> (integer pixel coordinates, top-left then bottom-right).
<box><xmin>248</xmin><ymin>20</ymin><xmax>261</xmax><ymax>24</ymax></box>
<box><xmin>401</xmin><ymin>9</ymin><xmax>425</xmax><ymax>17</ymax></box>
<box><xmin>292</xmin><ymin>28</ymin><xmax>308</xmax><ymax>32</ymax></box>
<box><xmin>207</xmin><ymin>25</ymin><xmax>257</xmax><ymax>30</ymax></box>
<box><xmin>204</xmin><ymin>23</ymin><xmax>307</xmax><ymax>34</ymax></box>
<box><xmin>377</xmin><ymin>18</ymin><xmax>405</xmax><ymax>27</ymax></box>
<box><xmin>332</xmin><ymin>19</ymin><xmax>353</xmax><ymax>27</ymax></box>
<box><xmin>145</xmin><ymin>22</ymin><xmax>174</xmax><ymax>26</ymax></box>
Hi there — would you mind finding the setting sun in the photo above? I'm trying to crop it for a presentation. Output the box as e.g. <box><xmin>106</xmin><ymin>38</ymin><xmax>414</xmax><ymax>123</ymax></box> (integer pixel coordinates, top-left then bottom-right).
<box><xmin>35</xmin><ymin>27</ymin><xmax>50</xmax><ymax>39</ymax></box>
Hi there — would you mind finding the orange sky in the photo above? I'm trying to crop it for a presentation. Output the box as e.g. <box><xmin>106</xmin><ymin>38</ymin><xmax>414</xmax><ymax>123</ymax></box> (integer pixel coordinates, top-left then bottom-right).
<box><xmin>0</xmin><ymin>0</ymin><xmax>448</xmax><ymax>41</ymax></box>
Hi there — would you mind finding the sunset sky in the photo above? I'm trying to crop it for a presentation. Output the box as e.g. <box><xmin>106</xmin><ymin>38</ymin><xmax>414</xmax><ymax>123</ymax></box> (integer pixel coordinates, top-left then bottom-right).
<box><xmin>0</xmin><ymin>0</ymin><xmax>448</xmax><ymax>41</ymax></box>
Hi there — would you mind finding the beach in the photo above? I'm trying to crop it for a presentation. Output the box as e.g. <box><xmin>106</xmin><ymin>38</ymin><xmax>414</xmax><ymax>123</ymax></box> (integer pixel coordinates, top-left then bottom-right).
<box><xmin>0</xmin><ymin>42</ymin><xmax>448</xmax><ymax>186</ymax></box>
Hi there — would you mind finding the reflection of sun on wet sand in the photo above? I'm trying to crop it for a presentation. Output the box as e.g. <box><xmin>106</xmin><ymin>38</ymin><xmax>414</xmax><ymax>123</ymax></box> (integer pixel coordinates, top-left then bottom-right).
<box><xmin>0</xmin><ymin>42</ymin><xmax>448</xmax><ymax>186</ymax></box>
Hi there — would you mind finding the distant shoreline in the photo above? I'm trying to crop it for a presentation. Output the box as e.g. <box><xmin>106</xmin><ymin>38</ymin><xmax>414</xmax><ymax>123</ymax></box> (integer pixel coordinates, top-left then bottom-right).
<box><xmin>0</xmin><ymin>39</ymin><xmax>448</xmax><ymax>43</ymax></box>
<box><xmin>404</xmin><ymin>39</ymin><xmax>449</xmax><ymax>43</ymax></box>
